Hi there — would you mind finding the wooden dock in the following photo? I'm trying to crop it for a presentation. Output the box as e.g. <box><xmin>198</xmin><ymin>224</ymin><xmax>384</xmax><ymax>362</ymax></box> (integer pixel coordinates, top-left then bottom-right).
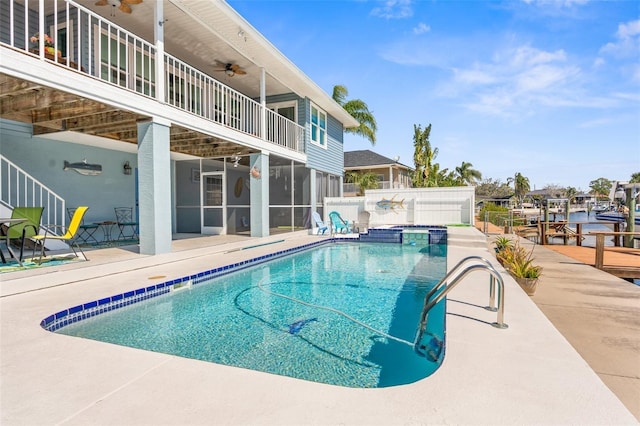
<box><xmin>475</xmin><ymin>219</ymin><xmax>640</xmax><ymax>280</ymax></box>
<box><xmin>544</xmin><ymin>244</ymin><xmax>640</xmax><ymax>279</ymax></box>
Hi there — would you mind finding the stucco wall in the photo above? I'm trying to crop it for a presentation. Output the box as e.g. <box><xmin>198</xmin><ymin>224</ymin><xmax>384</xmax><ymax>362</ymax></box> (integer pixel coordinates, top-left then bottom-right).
<box><xmin>325</xmin><ymin>187</ymin><xmax>475</xmax><ymax>228</ymax></box>
<box><xmin>1</xmin><ymin>119</ymin><xmax>140</xmax><ymax>236</ymax></box>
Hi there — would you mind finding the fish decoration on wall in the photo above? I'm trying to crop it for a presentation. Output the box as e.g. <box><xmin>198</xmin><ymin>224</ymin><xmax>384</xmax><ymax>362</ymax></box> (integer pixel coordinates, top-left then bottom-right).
<box><xmin>376</xmin><ymin>195</ymin><xmax>404</xmax><ymax>211</ymax></box>
<box><xmin>63</xmin><ymin>159</ymin><xmax>102</xmax><ymax>176</ymax></box>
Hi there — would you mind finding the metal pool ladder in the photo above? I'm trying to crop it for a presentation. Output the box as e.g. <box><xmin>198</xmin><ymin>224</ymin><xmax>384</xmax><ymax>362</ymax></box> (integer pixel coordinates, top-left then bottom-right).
<box><xmin>414</xmin><ymin>256</ymin><xmax>508</xmax><ymax>357</ymax></box>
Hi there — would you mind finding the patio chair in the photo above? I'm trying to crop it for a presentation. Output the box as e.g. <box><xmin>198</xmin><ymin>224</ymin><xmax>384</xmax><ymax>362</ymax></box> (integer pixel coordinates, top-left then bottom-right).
<box><xmin>32</xmin><ymin>206</ymin><xmax>89</xmax><ymax>263</ymax></box>
<box><xmin>67</xmin><ymin>207</ymin><xmax>99</xmax><ymax>244</ymax></box>
<box><xmin>328</xmin><ymin>211</ymin><xmax>351</xmax><ymax>234</ymax></box>
<box><xmin>356</xmin><ymin>211</ymin><xmax>370</xmax><ymax>233</ymax></box>
<box><xmin>114</xmin><ymin>207</ymin><xmax>138</xmax><ymax>240</ymax></box>
<box><xmin>4</xmin><ymin>206</ymin><xmax>44</xmax><ymax>263</ymax></box>
<box><xmin>312</xmin><ymin>211</ymin><xmax>328</xmax><ymax>235</ymax></box>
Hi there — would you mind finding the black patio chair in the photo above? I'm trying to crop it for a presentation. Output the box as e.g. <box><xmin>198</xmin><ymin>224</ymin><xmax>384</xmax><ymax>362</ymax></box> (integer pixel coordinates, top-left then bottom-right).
<box><xmin>114</xmin><ymin>207</ymin><xmax>138</xmax><ymax>240</ymax></box>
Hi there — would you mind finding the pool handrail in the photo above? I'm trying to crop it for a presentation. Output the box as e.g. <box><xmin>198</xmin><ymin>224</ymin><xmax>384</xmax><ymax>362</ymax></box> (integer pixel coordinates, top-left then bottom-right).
<box><xmin>414</xmin><ymin>256</ymin><xmax>508</xmax><ymax>358</ymax></box>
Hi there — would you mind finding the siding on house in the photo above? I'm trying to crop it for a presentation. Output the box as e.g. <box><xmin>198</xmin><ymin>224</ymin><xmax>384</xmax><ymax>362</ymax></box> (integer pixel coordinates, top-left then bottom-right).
<box><xmin>304</xmin><ymin>99</ymin><xmax>344</xmax><ymax>176</ymax></box>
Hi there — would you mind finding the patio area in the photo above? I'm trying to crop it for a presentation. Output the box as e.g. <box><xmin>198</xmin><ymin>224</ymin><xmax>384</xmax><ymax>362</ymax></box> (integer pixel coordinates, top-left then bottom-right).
<box><xmin>1</xmin><ymin>229</ymin><xmax>637</xmax><ymax>425</ymax></box>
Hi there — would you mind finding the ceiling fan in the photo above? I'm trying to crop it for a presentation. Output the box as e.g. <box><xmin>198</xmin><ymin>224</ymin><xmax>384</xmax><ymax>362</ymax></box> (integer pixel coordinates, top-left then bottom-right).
<box><xmin>213</xmin><ymin>60</ymin><xmax>247</xmax><ymax>77</ymax></box>
<box><xmin>95</xmin><ymin>0</ymin><xmax>143</xmax><ymax>15</ymax></box>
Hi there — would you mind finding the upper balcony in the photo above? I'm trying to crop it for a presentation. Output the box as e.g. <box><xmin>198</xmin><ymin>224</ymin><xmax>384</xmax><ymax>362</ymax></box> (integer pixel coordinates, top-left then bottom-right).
<box><xmin>0</xmin><ymin>0</ymin><xmax>350</xmax><ymax>158</ymax></box>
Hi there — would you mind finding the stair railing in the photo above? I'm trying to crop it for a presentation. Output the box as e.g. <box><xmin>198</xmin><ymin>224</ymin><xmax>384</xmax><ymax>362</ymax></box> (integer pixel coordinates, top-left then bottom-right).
<box><xmin>0</xmin><ymin>155</ymin><xmax>65</xmax><ymax>234</ymax></box>
<box><xmin>414</xmin><ymin>256</ymin><xmax>508</xmax><ymax>358</ymax></box>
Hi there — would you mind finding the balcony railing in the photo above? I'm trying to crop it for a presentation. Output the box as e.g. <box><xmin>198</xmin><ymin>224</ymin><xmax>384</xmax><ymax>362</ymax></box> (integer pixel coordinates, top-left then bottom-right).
<box><xmin>0</xmin><ymin>0</ymin><xmax>304</xmax><ymax>154</ymax></box>
<box><xmin>343</xmin><ymin>181</ymin><xmax>411</xmax><ymax>195</ymax></box>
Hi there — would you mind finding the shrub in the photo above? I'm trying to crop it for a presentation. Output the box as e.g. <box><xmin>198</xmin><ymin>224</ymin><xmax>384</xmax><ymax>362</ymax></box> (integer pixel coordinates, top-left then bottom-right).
<box><xmin>498</xmin><ymin>241</ymin><xmax>542</xmax><ymax>279</ymax></box>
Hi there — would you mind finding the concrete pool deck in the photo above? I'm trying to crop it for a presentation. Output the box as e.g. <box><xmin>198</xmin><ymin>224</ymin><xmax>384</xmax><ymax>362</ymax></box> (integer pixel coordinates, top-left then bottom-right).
<box><xmin>1</xmin><ymin>228</ymin><xmax>637</xmax><ymax>425</ymax></box>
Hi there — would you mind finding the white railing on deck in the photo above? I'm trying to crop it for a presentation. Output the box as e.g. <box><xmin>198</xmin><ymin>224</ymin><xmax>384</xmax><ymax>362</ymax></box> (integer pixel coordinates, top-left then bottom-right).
<box><xmin>165</xmin><ymin>54</ymin><xmax>261</xmax><ymax>138</ymax></box>
<box><xmin>0</xmin><ymin>155</ymin><xmax>66</xmax><ymax>232</ymax></box>
<box><xmin>265</xmin><ymin>108</ymin><xmax>304</xmax><ymax>152</ymax></box>
<box><xmin>0</xmin><ymin>0</ymin><xmax>304</xmax><ymax>153</ymax></box>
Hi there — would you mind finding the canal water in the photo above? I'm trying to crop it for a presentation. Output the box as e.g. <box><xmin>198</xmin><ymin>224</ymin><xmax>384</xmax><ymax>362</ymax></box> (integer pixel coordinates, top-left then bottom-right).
<box><xmin>553</xmin><ymin>210</ymin><xmax>639</xmax><ymax>286</ymax></box>
<box><xmin>556</xmin><ymin>211</ymin><xmax>624</xmax><ymax>248</ymax></box>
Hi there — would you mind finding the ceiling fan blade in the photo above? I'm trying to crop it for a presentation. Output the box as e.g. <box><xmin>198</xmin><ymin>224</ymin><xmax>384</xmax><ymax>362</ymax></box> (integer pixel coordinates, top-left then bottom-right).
<box><xmin>95</xmin><ymin>0</ymin><xmax>108</xmax><ymax>5</ymax></box>
<box><xmin>122</xmin><ymin>0</ymin><xmax>143</xmax><ymax>4</ymax></box>
<box><xmin>230</xmin><ymin>64</ymin><xmax>247</xmax><ymax>75</ymax></box>
<box><xmin>118</xmin><ymin>3</ymin><xmax>132</xmax><ymax>13</ymax></box>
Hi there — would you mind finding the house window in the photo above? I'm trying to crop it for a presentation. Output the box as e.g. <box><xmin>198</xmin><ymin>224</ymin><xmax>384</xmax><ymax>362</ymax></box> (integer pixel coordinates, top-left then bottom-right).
<box><xmin>50</xmin><ymin>23</ymin><xmax>73</xmax><ymax>59</ymax></box>
<box><xmin>310</xmin><ymin>103</ymin><xmax>326</xmax><ymax>148</ymax></box>
<box><xmin>98</xmin><ymin>30</ymin><xmax>155</xmax><ymax>96</ymax></box>
<box><xmin>168</xmin><ymin>73</ymin><xmax>202</xmax><ymax>114</ymax></box>
<box><xmin>268</xmin><ymin>101</ymin><xmax>297</xmax><ymax>122</ymax></box>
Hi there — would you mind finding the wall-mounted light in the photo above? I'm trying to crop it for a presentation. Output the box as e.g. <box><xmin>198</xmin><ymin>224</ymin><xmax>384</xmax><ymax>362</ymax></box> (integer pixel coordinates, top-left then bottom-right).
<box><xmin>123</xmin><ymin>161</ymin><xmax>132</xmax><ymax>175</ymax></box>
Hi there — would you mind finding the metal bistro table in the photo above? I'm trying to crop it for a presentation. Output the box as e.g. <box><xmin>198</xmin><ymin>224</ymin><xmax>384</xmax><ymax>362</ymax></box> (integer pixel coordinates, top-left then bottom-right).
<box><xmin>94</xmin><ymin>221</ymin><xmax>117</xmax><ymax>243</ymax></box>
<box><xmin>0</xmin><ymin>217</ymin><xmax>27</xmax><ymax>266</ymax></box>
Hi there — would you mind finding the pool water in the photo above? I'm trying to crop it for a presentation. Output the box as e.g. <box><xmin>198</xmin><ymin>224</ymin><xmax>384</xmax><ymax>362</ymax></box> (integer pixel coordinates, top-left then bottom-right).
<box><xmin>56</xmin><ymin>242</ymin><xmax>447</xmax><ymax>388</ymax></box>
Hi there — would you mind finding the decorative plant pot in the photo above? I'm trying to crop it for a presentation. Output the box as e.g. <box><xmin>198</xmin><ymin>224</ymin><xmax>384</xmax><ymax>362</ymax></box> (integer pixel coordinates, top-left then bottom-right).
<box><xmin>45</xmin><ymin>46</ymin><xmax>61</xmax><ymax>57</ymax></box>
<box><xmin>515</xmin><ymin>277</ymin><xmax>539</xmax><ymax>296</ymax></box>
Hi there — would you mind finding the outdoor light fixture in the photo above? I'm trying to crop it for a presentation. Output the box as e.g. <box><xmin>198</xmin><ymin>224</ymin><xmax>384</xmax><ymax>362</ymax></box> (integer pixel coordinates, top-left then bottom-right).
<box><xmin>225</xmin><ymin>68</ymin><xmax>235</xmax><ymax>77</ymax></box>
<box><xmin>123</xmin><ymin>161</ymin><xmax>132</xmax><ymax>175</ymax></box>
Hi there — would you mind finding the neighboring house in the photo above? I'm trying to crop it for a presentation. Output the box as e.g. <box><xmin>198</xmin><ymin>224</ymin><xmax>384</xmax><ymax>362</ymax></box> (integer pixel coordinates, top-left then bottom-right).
<box><xmin>0</xmin><ymin>0</ymin><xmax>358</xmax><ymax>255</ymax></box>
<box><xmin>476</xmin><ymin>196</ymin><xmax>514</xmax><ymax>210</ymax></box>
<box><xmin>343</xmin><ymin>150</ymin><xmax>412</xmax><ymax>196</ymax></box>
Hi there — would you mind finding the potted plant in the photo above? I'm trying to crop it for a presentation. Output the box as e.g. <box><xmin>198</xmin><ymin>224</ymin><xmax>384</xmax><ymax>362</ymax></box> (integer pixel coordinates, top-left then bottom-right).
<box><xmin>30</xmin><ymin>33</ymin><xmax>61</xmax><ymax>57</ymax></box>
<box><xmin>499</xmin><ymin>241</ymin><xmax>542</xmax><ymax>295</ymax></box>
<box><xmin>494</xmin><ymin>236</ymin><xmax>513</xmax><ymax>252</ymax></box>
<box><xmin>493</xmin><ymin>236</ymin><xmax>512</xmax><ymax>266</ymax></box>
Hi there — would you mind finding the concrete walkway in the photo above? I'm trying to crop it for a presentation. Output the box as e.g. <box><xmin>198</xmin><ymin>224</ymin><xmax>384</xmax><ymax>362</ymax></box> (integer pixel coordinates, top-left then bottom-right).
<box><xmin>1</xmin><ymin>229</ymin><xmax>637</xmax><ymax>425</ymax></box>
<box><xmin>481</xmin><ymin>220</ymin><xmax>640</xmax><ymax>421</ymax></box>
<box><xmin>524</xmin><ymin>239</ymin><xmax>640</xmax><ymax>420</ymax></box>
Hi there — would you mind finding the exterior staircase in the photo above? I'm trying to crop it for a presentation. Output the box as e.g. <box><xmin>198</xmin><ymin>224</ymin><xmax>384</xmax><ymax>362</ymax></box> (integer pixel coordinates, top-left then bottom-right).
<box><xmin>1</xmin><ymin>154</ymin><xmax>67</xmax><ymax>249</ymax></box>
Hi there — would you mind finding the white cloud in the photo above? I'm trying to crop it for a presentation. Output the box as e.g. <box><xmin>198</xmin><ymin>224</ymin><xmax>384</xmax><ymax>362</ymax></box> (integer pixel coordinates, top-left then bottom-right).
<box><xmin>371</xmin><ymin>0</ymin><xmax>413</xmax><ymax>19</ymax></box>
<box><xmin>413</xmin><ymin>23</ymin><xmax>430</xmax><ymax>35</ymax></box>
<box><xmin>508</xmin><ymin>45</ymin><xmax>567</xmax><ymax>67</ymax></box>
<box><xmin>449</xmin><ymin>44</ymin><xmax>591</xmax><ymax>116</ymax></box>
<box><xmin>515</xmin><ymin>63</ymin><xmax>579</xmax><ymax>92</ymax></box>
<box><xmin>521</xmin><ymin>0</ymin><xmax>589</xmax><ymax>7</ymax></box>
<box><xmin>600</xmin><ymin>19</ymin><xmax>640</xmax><ymax>58</ymax></box>
<box><xmin>452</xmin><ymin>68</ymin><xmax>497</xmax><ymax>85</ymax></box>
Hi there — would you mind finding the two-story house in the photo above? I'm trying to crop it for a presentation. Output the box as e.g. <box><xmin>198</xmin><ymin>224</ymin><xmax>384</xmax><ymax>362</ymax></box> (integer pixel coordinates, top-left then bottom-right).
<box><xmin>0</xmin><ymin>0</ymin><xmax>358</xmax><ymax>255</ymax></box>
<box><xmin>343</xmin><ymin>150</ymin><xmax>412</xmax><ymax>196</ymax></box>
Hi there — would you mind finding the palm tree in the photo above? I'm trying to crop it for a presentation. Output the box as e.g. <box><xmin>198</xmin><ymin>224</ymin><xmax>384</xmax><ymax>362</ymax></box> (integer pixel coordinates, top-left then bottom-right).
<box><xmin>429</xmin><ymin>163</ymin><xmax>455</xmax><ymax>187</ymax></box>
<box><xmin>332</xmin><ymin>85</ymin><xmax>377</xmax><ymax>145</ymax></box>
<box><xmin>508</xmin><ymin>172</ymin><xmax>530</xmax><ymax>208</ymax></box>
<box><xmin>412</xmin><ymin>124</ymin><xmax>437</xmax><ymax>188</ymax></box>
<box><xmin>454</xmin><ymin>161</ymin><xmax>482</xmax><ymax>186</ymax></box>
<box><xmin>345</xmin><ymin>171</ymin><xmax>380</xmax><ymax>195</ymax></box>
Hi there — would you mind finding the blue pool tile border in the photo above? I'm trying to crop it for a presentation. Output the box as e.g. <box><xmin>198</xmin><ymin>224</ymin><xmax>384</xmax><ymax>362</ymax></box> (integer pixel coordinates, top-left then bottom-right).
<box><xmin>41</xmin><ymin>228</ymin><xmax>446</xmax><ymax>332</ymax></box>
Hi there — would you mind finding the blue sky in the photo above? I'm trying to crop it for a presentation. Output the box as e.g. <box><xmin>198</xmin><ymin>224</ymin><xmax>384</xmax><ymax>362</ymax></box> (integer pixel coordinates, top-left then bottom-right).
<box><xmin>228</xmin><ymin>0</ymin><xmax>639</xmax><ymax>192</ymax></box>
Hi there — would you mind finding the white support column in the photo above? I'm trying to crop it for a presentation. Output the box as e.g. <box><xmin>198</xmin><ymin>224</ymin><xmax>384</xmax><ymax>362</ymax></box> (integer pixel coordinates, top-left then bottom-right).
<box><xmin>389</xmin><ymin>165</ymin><xmax>393</xmax><ymax>189</ymax></box>
<box><xmin>138</xmin><ymin>118</ymin><xmax>172</xmax><ymax>254</ymax></box>
<box><xmin>154</xmin><ymin>0</ymin><xmax>165</xmax><ymax>103</ymax></box>
<box><xmin>250</xmin><ymin>152</ymin><xmax>270</xmax><ymax>237</ymax></box>
<box><xmin>260</xmin><ymin>67</ymin><xmax>266</xmax><ymax>141</ymax></box>
<box><xmin>310</xmin><ymin>168</ymin><xmax>317</xmax><ymax>233</ymax></box>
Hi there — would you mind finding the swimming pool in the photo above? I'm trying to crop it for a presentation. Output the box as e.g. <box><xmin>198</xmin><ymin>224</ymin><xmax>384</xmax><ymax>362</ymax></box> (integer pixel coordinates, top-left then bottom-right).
<box><xmin>45</xmin><ymin>241</ymin><xmax>447</xmax><ymax>388</ymax></box>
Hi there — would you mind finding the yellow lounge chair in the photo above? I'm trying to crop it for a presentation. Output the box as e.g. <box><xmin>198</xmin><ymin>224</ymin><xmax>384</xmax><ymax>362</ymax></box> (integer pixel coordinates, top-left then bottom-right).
<box><xmin>33</xmin><ymin>206</ymin><xmax>89</xmax><ymax>263</ymax></box>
